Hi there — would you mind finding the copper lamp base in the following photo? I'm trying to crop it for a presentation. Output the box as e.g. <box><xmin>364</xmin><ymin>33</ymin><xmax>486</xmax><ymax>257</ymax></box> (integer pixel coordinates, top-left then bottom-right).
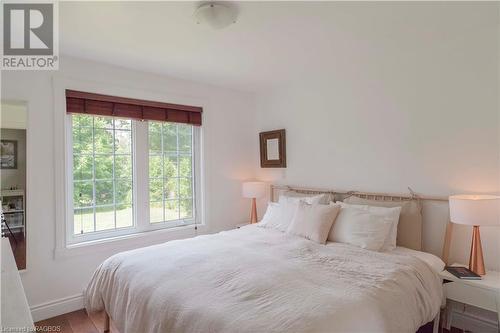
<box><xmin>250</xmin><ymin>198</ymin><xmax>257</xmax><ymax>224</ymax></box>
<box><xmin>469</xmin><ymin>225</ymin><xmax>485</xmax><ymax>276</ymax></box>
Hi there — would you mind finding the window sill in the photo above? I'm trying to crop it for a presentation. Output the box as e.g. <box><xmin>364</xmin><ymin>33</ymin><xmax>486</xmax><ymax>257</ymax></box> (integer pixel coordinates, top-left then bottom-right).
<box><xmin>54</xmin><ymin>223</ymin><xmax>207</xmax><ymax>259</ymax></box>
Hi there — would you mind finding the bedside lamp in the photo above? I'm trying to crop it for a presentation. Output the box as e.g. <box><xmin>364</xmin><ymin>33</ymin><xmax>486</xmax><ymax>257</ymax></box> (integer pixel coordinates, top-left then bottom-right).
<box><xmin>449</xmin><ymin>195</ymin><xmax>500</xmax><ymax>275</ymax></box>
<box><xmin>242</xmin><ymin>182</ymin><xmax>267</xmax><ymax>223</ymax></box>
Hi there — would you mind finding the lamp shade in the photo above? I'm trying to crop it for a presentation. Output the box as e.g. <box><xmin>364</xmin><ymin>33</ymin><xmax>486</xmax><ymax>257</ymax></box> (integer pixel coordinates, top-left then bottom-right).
<box><xmin>449</xmin><ymin>195</ymin><xmax>500</xmax><ymax>226</ymax></box>
<box><xmin>242</xmin><ymin>182</ymin><xmax>266</xmax><ymax>199</ymax></box>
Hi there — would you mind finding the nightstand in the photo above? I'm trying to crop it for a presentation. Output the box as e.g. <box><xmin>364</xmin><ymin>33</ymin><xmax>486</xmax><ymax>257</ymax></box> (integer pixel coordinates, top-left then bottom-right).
<box><xmin>439</xmin><ymin>264</ymin><xmax>500</xmax><ymax>332</ymax></box>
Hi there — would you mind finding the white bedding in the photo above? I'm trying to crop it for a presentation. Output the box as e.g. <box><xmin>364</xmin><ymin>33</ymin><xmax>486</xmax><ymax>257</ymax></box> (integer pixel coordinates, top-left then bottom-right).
<box><xmin>85</xmin><ymin>225</ymin><xmax>442</xmax><ymax>333</ymax></box>
<box><xmin>391</xmin><ymin>247</ymin><xmax>445</xmax><ymax>275</ymax></box>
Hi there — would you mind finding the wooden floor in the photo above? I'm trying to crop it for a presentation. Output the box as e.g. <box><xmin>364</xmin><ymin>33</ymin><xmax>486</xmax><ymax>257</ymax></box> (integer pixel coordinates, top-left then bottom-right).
<box><xmin>7</xmin><ymin>231</ymin><xmax>26</xmax><ymax>270</ymax></box>
<box><xmin>36</xmin><ymin>309</ymin><xmax>465</xmax><ymax>333</ymax></box>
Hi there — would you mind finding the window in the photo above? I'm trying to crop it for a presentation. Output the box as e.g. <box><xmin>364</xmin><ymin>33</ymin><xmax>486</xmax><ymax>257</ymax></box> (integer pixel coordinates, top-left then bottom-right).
<box><xmin>67</xmin><ymin>113</ymin><xmax>200</xmax><ymax>244</ymax></box>
<box><xmin>72</xmin><ymin>115</ymin><xmax>133</xmax><ymax>235</ymax></box>
<box><xmin>148</xmin><ymin>122</ymin><xmax>194</xmax><ymax>223</ymax></box>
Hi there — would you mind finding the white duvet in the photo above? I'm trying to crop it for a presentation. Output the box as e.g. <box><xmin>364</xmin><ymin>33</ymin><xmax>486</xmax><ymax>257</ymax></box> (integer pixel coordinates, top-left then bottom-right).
<box><xmin>85</xmin><ymin>225</ymin><xmax>442</xmax><ymax>333</ymax></box>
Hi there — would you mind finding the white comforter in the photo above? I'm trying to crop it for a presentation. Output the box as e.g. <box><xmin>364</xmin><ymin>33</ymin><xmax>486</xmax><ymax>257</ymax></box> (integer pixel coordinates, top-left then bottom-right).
<box><xmin>85</xmin><ymin>225</ymin><xmax>442</xmax><ymax>333</ymax></box>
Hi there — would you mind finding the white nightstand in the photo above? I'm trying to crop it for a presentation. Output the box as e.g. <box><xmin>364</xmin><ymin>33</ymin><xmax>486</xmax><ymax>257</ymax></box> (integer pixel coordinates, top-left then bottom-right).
<box><xmin>440</xmin><ymin>264</ymin><xmax>500</xmax><ymax>332</ymax></box>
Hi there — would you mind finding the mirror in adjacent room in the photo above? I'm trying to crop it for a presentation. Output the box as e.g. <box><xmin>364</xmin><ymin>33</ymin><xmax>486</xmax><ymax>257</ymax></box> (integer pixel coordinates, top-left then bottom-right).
<box><xmin>259</xmin><ymin>129</ymin><xmax>286</xmax><ymax>168</ymax></box>
<box><xmin>1</xmin><ymin>101</ymin><xmax>27</xmax><ymax>270</ymax></box>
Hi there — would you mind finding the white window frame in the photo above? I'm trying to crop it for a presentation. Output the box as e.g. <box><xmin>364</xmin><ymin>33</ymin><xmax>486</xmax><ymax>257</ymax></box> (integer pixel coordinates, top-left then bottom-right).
<box><xmin>64</xmin><ymin>115</ymin><xmax>202</xmax><ymax>245</ymax></box>
<box><xmin>53</xmin><ymin>78</ymin><xmax>207</xmax><ymax>258</ymax></box>
<box><xmin>145</xmin><ymin>122</ymin><xmax>199</xmax><ymax>229</ymax></box>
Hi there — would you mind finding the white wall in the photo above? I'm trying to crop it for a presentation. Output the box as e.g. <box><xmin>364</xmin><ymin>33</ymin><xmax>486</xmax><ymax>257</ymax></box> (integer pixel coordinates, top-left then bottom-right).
<box><xmin>1</xmin><ymin>56</ymin><xmax>258</xmax><ymax>320</ymax></box>
<box><xmin>255</xmin><ymin>4</ymin><xmax>500</xmax><ymax>270</ymax></box>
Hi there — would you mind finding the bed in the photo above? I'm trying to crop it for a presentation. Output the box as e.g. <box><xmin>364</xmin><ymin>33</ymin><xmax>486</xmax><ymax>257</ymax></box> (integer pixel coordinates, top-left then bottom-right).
<box><xmin>85</xmin><ymin>185</ymin><xmax>445</xmax><ymax>333</ymax></box>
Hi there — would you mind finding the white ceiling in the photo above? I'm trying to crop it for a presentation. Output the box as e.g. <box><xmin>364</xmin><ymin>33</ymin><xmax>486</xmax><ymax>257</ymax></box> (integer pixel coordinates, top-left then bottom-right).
<box><xmin>60</xmin><ymin>2</ymin><xmax>497</xmax><ymax>93</ymax></box>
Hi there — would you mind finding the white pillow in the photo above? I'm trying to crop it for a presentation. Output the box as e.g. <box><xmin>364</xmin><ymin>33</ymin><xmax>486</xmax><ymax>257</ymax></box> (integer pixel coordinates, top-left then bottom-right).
<box><xmin>258</xmin><ymin>202</ymin><xmax>280</xmax><ymax>228</ymax></box>
<box><xmin>329</xmin><ymin>202</ymin><xmax>401</xmax><ymax>251</ymax></box>
<box><xmin>258</xmin><ymin>202</ymin><xmax>298</xmax><ymax>232</ymax></box>
<box><xmin>279</xmin><ymin>192</ymin><xmax>328</xmax><ymax>205</ymax></box>
<box><xmin>286</xmin><ymin>202</ymin><xmax>341</xmax><ymax>244</ymax></box>
<box><xmin>330</xmin><ymin>208</ymin><xmax>393</xmax><ymax>251</ymax></box>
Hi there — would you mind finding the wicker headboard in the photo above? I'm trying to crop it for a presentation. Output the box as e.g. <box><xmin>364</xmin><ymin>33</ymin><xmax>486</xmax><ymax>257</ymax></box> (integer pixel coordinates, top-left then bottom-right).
<box><xmin>270</xmin><ymin>184</ymin><xmax>418</xmax><ymax>204</ymax></box>
<box><xmin>270</xmin><ymin>184</ymin><xmax>449</xmax><ymax>254</ymax></box>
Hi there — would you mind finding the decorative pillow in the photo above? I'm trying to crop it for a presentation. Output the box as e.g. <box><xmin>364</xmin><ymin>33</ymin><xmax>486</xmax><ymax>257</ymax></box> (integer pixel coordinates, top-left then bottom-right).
<box><xmin>258</xmin><ymin>202</ymin><xmax>298</xmax><ymax>232</ymax></box>
<box><xmin>328</xmin><ymin>202</ymin><xmax>401</xmax><ymax>251</ymax></box>
<box><xmin>286</xmin><ymin>202</ymin><xmax>340</xmax><ymax>244</ymax></box>
<box><xmin>329</xmin><ymin>208</ymin><xmax>393</xmax><ymax>251</ymax></box>
<box><xmin>279</xmin><ymin>191</ymin><xmax>331</xmax><ymax>205</ymax></box>
<box><xmin>343</xmin><ymin>196</ymin><xmax>422</xmax><ymax>251</ymax></box>
<box><xmin>258</xmin><ymin>202</ymin><xmax>280</xmax><ymax>228</ymax></box>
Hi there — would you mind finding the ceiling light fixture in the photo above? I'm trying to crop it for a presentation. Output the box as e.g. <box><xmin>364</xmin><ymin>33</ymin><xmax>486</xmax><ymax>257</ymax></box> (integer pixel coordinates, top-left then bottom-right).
<box><xmin>195</xmin><ymin>2</ymin><xmax>237</xmax><ymax>30</ymax></box>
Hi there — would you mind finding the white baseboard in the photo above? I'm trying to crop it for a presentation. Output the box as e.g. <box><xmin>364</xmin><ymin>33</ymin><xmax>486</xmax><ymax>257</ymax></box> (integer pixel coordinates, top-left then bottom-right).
<box><xmin>30</xmin><ymin>293</ymin><xmax>84</xmax><ymax>322</ymax></box>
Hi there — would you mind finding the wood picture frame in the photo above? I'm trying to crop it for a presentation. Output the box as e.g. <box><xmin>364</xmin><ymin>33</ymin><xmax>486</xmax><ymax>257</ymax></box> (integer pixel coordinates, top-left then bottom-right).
<box><xmin>259</xmin><ymin>129</ymin><xmax>286</xmax><ymax>168</ymax></box>
<box><xmin>0</xmin><ymin>140</ymin><xmax>18</xmax><ymax>169</ymax></box>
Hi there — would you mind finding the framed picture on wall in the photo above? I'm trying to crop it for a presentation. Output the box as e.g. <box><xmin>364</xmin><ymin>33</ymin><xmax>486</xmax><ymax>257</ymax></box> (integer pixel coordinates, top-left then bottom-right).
<box><xmin>0</xmin><ymin>140</ymin><xmax>18</xmax><ymax>169</ymax></box>
<box><xmin>259</xmin><ymin>129</ymin><xmax>286</xmax><ymax>168</ymax></box>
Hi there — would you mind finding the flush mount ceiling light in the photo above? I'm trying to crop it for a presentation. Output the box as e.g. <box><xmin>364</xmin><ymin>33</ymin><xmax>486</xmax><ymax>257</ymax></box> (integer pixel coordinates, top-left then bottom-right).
<box><xmin>195</xmin><ymin>2</ymin><xmax>237</xmax><ymax>29</ymax></box>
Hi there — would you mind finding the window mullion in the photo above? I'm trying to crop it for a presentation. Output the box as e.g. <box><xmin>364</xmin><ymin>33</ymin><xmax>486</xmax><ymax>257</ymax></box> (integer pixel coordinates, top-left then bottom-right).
<box><xmin>193</xmin><ymin>126</ymin><xmax>200</xmax><ymax>225</ymax></box>
<box><xmin>112</xmin><ymin>120</ymin><xmax>117</xmax><ymax>230</ymax></box>
<box><xmin>91</xmin><ymin>117</ymin><xmax>96</xmax><ymax>233</ymax></box>
<box><xmin>176</xmin><ymin>125</ymin><xmax>180</xmax><ymax>220</ymax></box>
<box><xmin>161</xmin><ymin>124</ymin><xmax>165</xmax><ymax>222</ymax></box>
<box><xmin>134</xmin><ymin>120</ymin><xmax>149</xmax><ymax>230</ymax></box>
<box><xmin>190</xmin><ymin>126</ymin><xmax>195</xmax><ymax>222</ymax></box>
